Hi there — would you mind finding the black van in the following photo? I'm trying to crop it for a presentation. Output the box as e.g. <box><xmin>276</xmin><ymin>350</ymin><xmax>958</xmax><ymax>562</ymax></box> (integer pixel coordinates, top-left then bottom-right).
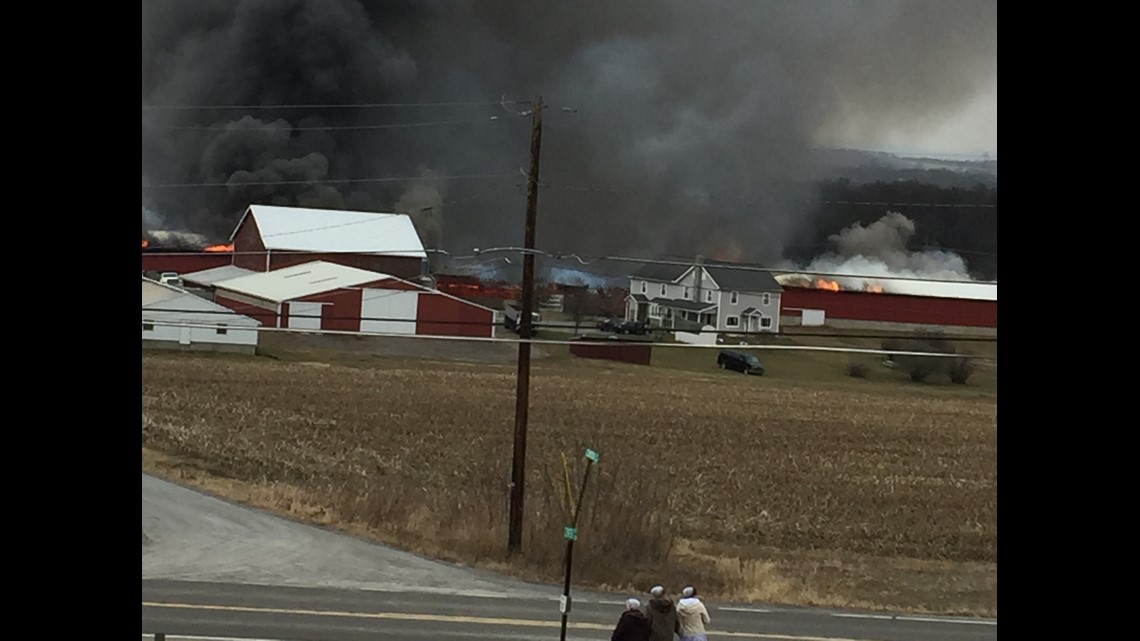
<box><xmin>717</xmin><ymin>350</ymin><xmax>764</xmax><ymax>375</ymax></box>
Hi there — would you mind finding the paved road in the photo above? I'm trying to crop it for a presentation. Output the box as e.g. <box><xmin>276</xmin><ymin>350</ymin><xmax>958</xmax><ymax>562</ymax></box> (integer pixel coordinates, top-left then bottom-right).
<box><xmin>142</xmin><ymin>474</ymin><xmax>997</xmax><ymax>640</ymax></box>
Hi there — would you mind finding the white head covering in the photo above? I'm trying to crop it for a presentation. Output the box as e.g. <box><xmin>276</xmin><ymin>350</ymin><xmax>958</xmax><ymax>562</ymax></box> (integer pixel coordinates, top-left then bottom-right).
<box><xmin>626</xmin><ymin>598</ymin><xmax>641</xmax><ymax>610</ymax></box>
<box><xmin>650</xmin><ymin>585</ymin><xmax>664</xmax><ymax>597</ymax></box>
<box><xmin>682</xmin><ymin>586</ymin><xmax>695</xmax><ymax>598</ymax></box>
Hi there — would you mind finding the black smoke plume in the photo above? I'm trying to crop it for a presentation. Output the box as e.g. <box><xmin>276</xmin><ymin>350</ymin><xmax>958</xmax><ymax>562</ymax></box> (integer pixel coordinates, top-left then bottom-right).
<box><xmin>142</xmin><ymin>0</ymin><xmax>996</xmax><ymax>263</ymax></box>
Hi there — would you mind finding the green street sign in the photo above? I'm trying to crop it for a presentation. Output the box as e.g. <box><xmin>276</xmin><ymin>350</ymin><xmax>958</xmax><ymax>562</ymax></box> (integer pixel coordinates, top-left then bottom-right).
<box><xmin>584</xmin><ymin>448</ymin><xmax>599</xmax><ymax>462</ymax></box>
<box><xmin>564</xmin><ymin>526</ymin><xmax>578</xmax><ymax>541</ymax></box>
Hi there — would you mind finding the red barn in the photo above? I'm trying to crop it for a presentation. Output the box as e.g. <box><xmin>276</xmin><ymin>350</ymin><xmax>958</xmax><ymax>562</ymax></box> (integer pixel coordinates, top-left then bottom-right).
<box><xmin>780</xmin><ymin>287</ymin><xmax>996</xmax><ymax>329</ymax></box>
<box><xmin>228</xmin><ymin>204</ymin><xmax>427</xmax><ymax>280</ymax></box>
<box><xmin>211</xmin><ymin>261</ymin><xmax>498</xmax><ymax>337</ymax></box>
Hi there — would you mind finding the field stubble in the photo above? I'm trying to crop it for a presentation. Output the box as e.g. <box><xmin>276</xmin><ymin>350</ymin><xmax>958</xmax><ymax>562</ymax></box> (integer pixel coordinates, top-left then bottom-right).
<box><xmin>141</xmin><ymin>353</ymin><xmax>996</xmax><ymax>616</ymax></box>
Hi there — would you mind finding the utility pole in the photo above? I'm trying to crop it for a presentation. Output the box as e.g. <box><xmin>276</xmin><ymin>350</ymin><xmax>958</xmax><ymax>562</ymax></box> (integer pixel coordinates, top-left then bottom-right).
<box><xmin>508</xmin><ymin>96</ymin><xmax>543</xmax><ymax>555</ymax></box>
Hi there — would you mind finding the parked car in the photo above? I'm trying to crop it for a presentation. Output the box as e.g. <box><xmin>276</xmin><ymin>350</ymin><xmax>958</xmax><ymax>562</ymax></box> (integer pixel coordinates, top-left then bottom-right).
<box><xmin>618</xmin><ymin>320</ymin><xmax>650</xmax><ymax>335</ymax></box>
<box><xmin>717</xmin><ymin>350</ymin><xmax>764</xmax><ymax>375</ymax></box>
<box><xmin>596</xmin><ymin>318</ymin><xmax>621</xmax><ymax>333</ymax></box>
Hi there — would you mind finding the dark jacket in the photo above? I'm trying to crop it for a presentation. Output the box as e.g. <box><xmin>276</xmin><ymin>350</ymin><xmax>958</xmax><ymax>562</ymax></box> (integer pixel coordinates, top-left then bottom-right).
<box><xmin>611</xmin><ymin>607</ymin><xmax>651</xmax><ymax>641</ymax></box>
<box><xmin>643</xmin><ymin>596</ymin><xmax>679</xmax><ymax>641</ymax></box>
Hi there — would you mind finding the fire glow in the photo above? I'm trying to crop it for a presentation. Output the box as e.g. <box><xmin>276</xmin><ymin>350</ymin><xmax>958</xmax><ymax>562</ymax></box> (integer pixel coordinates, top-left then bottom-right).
<box><xmin>815</xmin><ymin>278</ymin><xmax>841</xmax><ymax>291</ymax></box>
<box><xmin>141</xmin><ymin>239</ymin><xmax>148</xmax><ymax>248</ymax></box>
<box><xmin>204</xmin><ymin>243</ymin><xmax>234</xmax><ymax>252</ymax></box>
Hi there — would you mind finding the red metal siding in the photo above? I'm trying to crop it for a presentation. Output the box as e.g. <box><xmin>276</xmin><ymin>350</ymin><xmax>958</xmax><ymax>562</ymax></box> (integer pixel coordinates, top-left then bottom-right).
<box><xmin>780</xmin><ymin>288</ymin><xmax>997</xmax><ymax>328</ymax></box>
<box><xmin>294</xmin><ymin>286</ymin><xmax>371</xmax><ymax>332</ymax></box>
<box><xmin>215</xmin><ymin>295</ymin><xmax>279</xmax><ymax>327</ymax></box>
<box><xmin>141</xmin><ymin>253</ymin><xmax>231</xmax><ymax>274</ymax></box>
<box><xmin>415</xmin><ymin>292</ymin><xmax>494</xmax><ymax>337</ymax></box>
<box><xmin>269</xmin><ymin>252</ymin><xmax>423</xmax><ymax>279</ymax></box>
<box><xmin>231</xmin><ymin>216</ymin><xmax>267</xmax><ymax>271</ymax></box>
<box><xmin>570</xmin><ymin>341</ymin><xmax>653</xmax><ymax>366</ymax></box>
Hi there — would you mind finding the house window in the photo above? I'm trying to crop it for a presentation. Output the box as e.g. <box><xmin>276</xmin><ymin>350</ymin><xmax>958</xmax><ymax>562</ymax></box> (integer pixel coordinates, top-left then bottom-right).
<box><xmin>761</xmin><ymin>317</ymin><xmax>773</xmax><ymax>328</ymax></box>
<box><xmin>640</xmin><ymin>281</ymin><xmax>647</xmax><ymax>294</ymax></box>
<box><xmin>661</xmin><ymin>283</ymin><xmax>667</xmax><ymax>296</ymax></box>
<box><xmin>705</xmin><ymin>290</ymin><xmax>713</xmax><ymax>302</ymax></box>
<box><xmin>216</xmin><ymin>324</ymin><xmax>228</xmax><ymax>335</ymax></box>
<box><xmin>762</xmin><ymin>293</ymin><xmax>771</xmax><ymax>306</ymax></box>
<box><xmin>142</xmin><ymin>320</ymin><xmax>154</xmax><ymax>331</ymax></box>
<box><xmin>684</xmin><ymin>286</ymin><xmax>691</xmax><ymax>299</ymax></box>
<box><xmin>726</xmin><ymin>316</ymin><xmax>739</xmax><ymax>327</ymax></box>
<box><xmin>730</xmin><ymin>292</ymin><xmax>739</xmax><ymax>304</ymax></box>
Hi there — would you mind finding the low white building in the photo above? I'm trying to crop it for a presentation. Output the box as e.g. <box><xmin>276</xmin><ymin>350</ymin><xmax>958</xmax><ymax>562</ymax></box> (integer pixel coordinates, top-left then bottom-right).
<box><xmin>142</xmin><ymin>277</ymin><xmax>261</xmax><ymax>353</ymax></box>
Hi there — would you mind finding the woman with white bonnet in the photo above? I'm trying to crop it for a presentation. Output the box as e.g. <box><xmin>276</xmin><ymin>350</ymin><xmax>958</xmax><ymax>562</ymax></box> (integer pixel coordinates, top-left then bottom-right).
<box><xmin>675</xmin><ymin>585</ymin><xmax>711</xmax><ymax>641</ymax></box>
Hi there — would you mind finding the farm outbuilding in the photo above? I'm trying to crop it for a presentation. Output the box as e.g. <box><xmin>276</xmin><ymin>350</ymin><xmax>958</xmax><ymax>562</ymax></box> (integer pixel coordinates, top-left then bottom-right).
<box><xmin>211</xmin><ymin>261</ymin><xmax>500</xmax><ymax>337</ymax></box>
<box><xmin>228</xmin><ymin>204</ymin><xmax>428</xmax><ymax>279</ymax></box>
<box><xmin>142</xmin><ymin>278</ymin><xmax>260</xmax><ymax>353</ymax></box>
<box><xmin>780</xmin><ymin>288</ymin><xmax>997</xmax><ymax>329</ymax></box>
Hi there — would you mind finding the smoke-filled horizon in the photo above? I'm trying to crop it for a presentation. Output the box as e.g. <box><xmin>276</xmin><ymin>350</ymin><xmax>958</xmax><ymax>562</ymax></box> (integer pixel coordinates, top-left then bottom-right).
<box><xmin>142</xmin><ymin>0</ymin><xmax>996</xmax><ymax>268</ymax></box>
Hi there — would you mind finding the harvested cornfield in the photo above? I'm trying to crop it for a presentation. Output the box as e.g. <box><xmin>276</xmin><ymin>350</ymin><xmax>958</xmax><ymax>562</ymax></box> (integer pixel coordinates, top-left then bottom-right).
<box><xmin>142</xmin><ymin>350</ymin><xmax>996</xmax><ymax>616</ymax></box>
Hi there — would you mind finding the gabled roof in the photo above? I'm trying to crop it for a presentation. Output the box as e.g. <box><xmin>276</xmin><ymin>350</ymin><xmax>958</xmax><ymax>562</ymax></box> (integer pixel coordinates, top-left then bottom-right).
<box><xmin>703</xmin><ymin>265</ymin><xmax>782</xmax><ymax>293</ymax></box>
<box><xmin>141</xmin><ymin>277</ymin><xmax>187</xmax><ymax>305</ymax></box>
<box><xmin>142</xmin><ymin>278</ymin><xmax>261</xmax><ymax>326</ymax></box>
<box><xmin>231</xmin><ymin>204</ymin><xmax>427</xmax><ymax>258</ymax></box>
<box><xmin>740</xmin><ymin>307</ymin><xmax>759</xmax><ymax>315</ymax></box>
<box><xmin>213</xmin><ymin>261</ymin><xmax>394</xmax><ymax>303</ymax></box>
<box><xmin>182</xmin><ymin>265</ymin><xmax>258</xmax><ymax>286</ymax></box>
<box><xmin>632</xmin><ymin>263</ymin><xmax>691</xmax><ymax>282</ymax></box>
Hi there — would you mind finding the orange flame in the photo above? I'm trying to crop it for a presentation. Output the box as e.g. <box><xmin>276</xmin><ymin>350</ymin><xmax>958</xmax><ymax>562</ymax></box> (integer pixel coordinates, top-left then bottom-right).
<box><xmin>815</xmin><ymin>278</ymin><xmax>840</xmax><ymax>291</ymax></box>
<box><xmin>863</xmin><ymin>282</ymin><xmax>884</xmax><ymax>293</ymax></box>
<box><xmin>204</xmin><ymin>243</ymin><xmax>234</xmax><ymax>252</ymax></box>
<box><xmin>141</xmin><ymin>239</ymin><xmax>149</xmax><ymax>248</ymax></box>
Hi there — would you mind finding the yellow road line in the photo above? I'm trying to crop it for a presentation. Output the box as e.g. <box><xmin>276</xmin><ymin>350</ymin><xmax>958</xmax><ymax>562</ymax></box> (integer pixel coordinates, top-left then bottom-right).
<box><xmin>142</xmin><ymin>601</ymin><xmax>886</xmax><ymax>641</ymax></box>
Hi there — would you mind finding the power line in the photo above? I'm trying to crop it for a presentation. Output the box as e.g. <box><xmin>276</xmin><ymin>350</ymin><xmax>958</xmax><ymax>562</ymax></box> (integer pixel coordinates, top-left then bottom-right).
<box><xmin>140</xmin><ymin>305</ymin><xmax>998</xmax><ymax>343</ymax></box>
<box><xmin>140</xmin><ymin>245</ymin><xmax>997</xmax><ymax>287</ymax></box>
<box><xmin>141</xmin><ymin>117</ymin><xmax>510</xmax><ymax>132</ymax></box>
<box><xmin>141</xmin><ymin>173</ymin><xmax>521</xmax><ymax>189</ymax></box>
<box><xmin>540</xmin><ymin>183</ymin><xmax>996</xmax><ymax>210</ymax></box>
<box><xmin>141</xmin><ymin>100</ymin><xmax>531</xmax><ymax>110</ymax></box>
<box><xmin>138</xmin><ymin>318</ymin><xmax>988</xmax><ymax>360</ymax></box>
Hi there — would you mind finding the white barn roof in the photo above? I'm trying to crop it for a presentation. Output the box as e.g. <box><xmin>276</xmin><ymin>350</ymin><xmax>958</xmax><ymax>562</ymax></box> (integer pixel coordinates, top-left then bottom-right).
<box><xmin>213</xmin><ymin>261</ymin><xmax>393</xmax><ymax>303</ymax></box>
<box><xmin>182</xmin><ymin>265</ymin><xmax>258</xmax><ymax>286</ymax></box>
<box><xmin>231</xmin><ymin>205</ymin><xmax>427</xmax><ymax>258</ymax></box>
<box><xmin>142</xmin><ymin>278</ymin><xmax>261</xmax><ymax>326</ymax></box>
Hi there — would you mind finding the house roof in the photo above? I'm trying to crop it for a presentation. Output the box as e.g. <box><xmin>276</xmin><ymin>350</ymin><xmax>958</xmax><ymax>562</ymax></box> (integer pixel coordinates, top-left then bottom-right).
<box><xmin>656</xmin><ymin>299</ymin><xmax>718</xmax><ymax>313</ymax></box>
<box><xmin>182</xmin><ymin>265</ymin><xmax>258</xmax><ymax>286</ymax></box>
<box><xmin>740</xmin><ymin>307</ymin><xmax>759</xmax><ymax>315</ymax></box>
<box><xmin>141</xmin><ymin>278</ymin><xmax>186</xmax><ymax>305</ymax></box>
<box><xmin>632</xmin><ymin>263</ymin><xmax>691</xmax><ymax>282</ymax></box>
<box><xmin>142</xmin><ymin>278</ymin><xmax>261</xmax><ymax>326</ymax></box>
<box><xmin>231</xmin><ymin>204</ymin><xmax>427</xmax><ymax>258</ymax></box>
<box><xmin>703</xmin><ymin>265</ymin><xmax>782</xmax><ymax>293</ymax></box>
<box><xmin>213</xmin><ymin>261</ymin><xmax>394</xmax><ymax>303</ymax></box>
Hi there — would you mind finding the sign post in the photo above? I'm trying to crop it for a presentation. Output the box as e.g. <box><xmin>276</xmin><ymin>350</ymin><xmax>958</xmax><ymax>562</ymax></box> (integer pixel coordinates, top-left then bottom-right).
<box><xmin>559</xmin><ymin>448</ymin><xmax>599</xmax><ymax>641</ymax></box>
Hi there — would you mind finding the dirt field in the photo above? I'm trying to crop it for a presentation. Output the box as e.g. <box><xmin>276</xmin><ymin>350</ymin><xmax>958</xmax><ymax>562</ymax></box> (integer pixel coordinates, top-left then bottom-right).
<box><xmin>141</xmin><ymin>345</ymin><xmax>996</xmax><ymax>616</ymax></box>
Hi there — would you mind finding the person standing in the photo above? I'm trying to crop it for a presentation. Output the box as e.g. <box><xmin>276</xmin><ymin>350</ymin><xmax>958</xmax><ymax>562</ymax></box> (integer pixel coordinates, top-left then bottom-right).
<box><xmin>675</xmin><ymin>586</ymin><xmax>711</xmax><ymax>641</ymax></box>
<box><xmin>611</xmin><ymin>598</ymin><xmax>651</xmax><ymax>641</ymax></box>
<box><xmin>643</xmin><ymin>585</ymin><xmax>680</xmax><ymax>641</ymax></box>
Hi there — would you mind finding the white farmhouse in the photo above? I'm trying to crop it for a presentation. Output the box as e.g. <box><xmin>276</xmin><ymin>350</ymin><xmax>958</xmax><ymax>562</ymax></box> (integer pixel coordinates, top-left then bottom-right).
<box><xmin>625</xmin><ymin>262</ymin><xmax>783</xmax><ymax>333</ymax></box>
<box><xmin>142</xmin><ymin>277</ymin><xmax>261</xmax><ymax>353</ymax></box>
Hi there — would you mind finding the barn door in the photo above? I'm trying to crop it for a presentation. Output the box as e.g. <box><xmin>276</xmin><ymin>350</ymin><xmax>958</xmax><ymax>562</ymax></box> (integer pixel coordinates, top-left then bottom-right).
<box><xmin>288</xmin><ymin>302</ymin><xmax>323</xmax><ymax>330</ymax></box>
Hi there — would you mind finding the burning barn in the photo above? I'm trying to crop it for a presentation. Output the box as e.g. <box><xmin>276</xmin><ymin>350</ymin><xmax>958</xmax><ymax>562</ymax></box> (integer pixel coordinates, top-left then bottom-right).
<box><xmin>775</xmin><ymin>273</ymin><xmax>997</xmax><ymax>329</ymax></box>
<box><xmin>141</xmin><ymin>229</ymin><xmax>235</xmax><ymax>274</ymax></box>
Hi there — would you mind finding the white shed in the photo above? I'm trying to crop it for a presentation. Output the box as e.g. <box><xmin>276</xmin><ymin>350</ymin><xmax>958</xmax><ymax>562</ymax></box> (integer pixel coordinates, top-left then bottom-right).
<box><xmin>142</xmin><ymin>278</ymin><xmax>261</xmax><ymax>353</ymax></box>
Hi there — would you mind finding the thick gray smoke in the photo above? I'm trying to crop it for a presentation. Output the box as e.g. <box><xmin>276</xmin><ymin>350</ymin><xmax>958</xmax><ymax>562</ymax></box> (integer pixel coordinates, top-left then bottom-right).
<box><xmin>142</xmin><ymin>0</ymin><xmax>996</xmax><ymax>261</ymax></box>
<box><xmin>805</xmin><ymin>212</ymin><xmax>974</xmax><ymax>281</ymax></box>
